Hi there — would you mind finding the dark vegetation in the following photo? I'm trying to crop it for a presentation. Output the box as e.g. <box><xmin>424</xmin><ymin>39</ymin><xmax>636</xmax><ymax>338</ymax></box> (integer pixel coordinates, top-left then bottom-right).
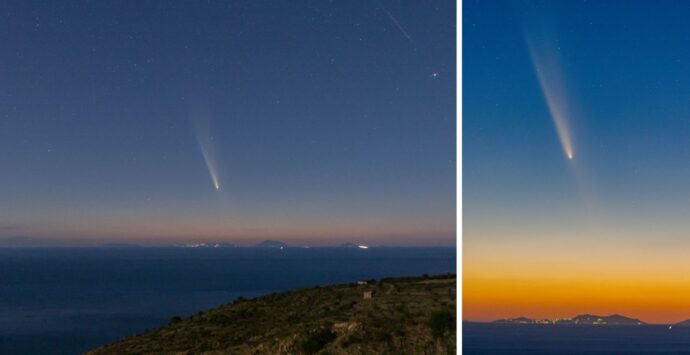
<box><xmin>89</xmin><ymin>273</ymin><xmax>456</xmax><ymax>355</ymax></box>
<box><xmin>430</xmin><ymin>310</ymin><xmax>455</xmax><ymax>338</ymax></box>
<box><xmin>301</xmin><ymin>328</ymin><xmax>338</xmax><ymax>354</ymax></box>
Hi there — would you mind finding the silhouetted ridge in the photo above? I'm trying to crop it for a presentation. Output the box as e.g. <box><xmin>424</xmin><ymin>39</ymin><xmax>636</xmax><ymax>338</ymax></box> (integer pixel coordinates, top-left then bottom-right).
<box><xmin>493</xmin><ymin>314</ymin><xmax>645</xmax><ymax>325</ymax></box>
<box><xmin>255</xmin><ymin>240</ymin><xmax>288</xmax><ymax>248</ymax></box>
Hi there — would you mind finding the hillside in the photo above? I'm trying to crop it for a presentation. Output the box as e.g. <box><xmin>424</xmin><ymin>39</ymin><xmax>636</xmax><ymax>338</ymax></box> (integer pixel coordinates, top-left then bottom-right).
<box><xmin>89</xmin><ymin>274</ymin><xmax>456</xmax><ymax>354</ymax></box>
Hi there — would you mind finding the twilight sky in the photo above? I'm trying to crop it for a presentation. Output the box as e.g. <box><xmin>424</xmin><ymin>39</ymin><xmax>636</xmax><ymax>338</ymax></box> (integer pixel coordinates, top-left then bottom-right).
<box><xmin>465</xmin><ymin>0</ymin><xmax>690</xmax><ymax>323</ymax></box>
<box><xmin>0</xmin><ymin>1</ymin><xmax>455</xmax><ymax>246</ymax></box>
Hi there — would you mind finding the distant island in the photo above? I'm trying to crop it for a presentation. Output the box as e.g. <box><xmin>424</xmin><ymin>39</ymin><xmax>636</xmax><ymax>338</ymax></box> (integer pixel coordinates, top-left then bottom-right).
<box><xmin>101</xmin><ymin>243</ymin><xmax>145</xmax><ymax>248</ymax></box>
<box><xmin>174</xmin><ymin>242</ymin><xmax>236</xmax><ymax>248</ymax></box>
<box><xmin>92</xmin><ymin>242</ymin><xmax>380</xmax><ymax>249</ymax></box>
<box><xmin>339</xmin><ymin>242</ymin><xmax>360</xmax><ymax>248</ymax></box>
<box><xmin>255</xmin><ymin>240</ymin><xmax>288</xmax><ymax>248</ymax></box>
<box><xmin>493</xmin><ymin>314</ymin><xmax>645</xmax><ymax>325</ymax></box>
<box><xmin>339</xmin><ymin>242</ymin><xmax>370</xmax><ymax>249</ymax></box>
<box><xmin>89</xmin><ymin>274</ymin><xmax>456</xmax><ymax>354</ymax></box>
<box><xmin>474</xmin><ymin>314</ymin><xmax>690</xmax><ymax>327</ymax></box>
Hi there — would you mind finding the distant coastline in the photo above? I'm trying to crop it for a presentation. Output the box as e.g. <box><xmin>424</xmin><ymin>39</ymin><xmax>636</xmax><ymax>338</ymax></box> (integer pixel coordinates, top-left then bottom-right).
<box><xmin>465</xmin><ymin>314</ymin><xmax>690</xmax><ymax>326</ymax></box>
<box><xmin>0</xmin><ymin>238</ymin><xmax>456</xmax><ymax>249</ymax></box>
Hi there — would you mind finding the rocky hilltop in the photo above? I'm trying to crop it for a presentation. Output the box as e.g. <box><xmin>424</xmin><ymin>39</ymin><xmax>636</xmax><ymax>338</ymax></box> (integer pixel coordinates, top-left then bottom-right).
<box><xmin>89</xmin><ymin>274</ymin><xmax>456</xmax><ymax>354</ymax></box>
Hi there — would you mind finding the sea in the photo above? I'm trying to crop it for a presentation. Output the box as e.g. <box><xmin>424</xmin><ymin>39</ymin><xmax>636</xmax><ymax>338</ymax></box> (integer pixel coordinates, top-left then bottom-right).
<box><xmin>0</xmin><ymin>246</ymin><xmax>455</xmax><ymax>354</ymax></box>
<box><xmin>464</xmin><ymin>323</ymin><xmax>690</xmax><ymax>354</ymax></box>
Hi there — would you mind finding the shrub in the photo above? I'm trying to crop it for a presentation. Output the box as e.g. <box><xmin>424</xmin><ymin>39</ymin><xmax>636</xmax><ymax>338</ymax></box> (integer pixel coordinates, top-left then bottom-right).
<box><xmin>374</xmin><ymin>329</ymin><xmax>392</xmax><ymax>343</ymax></box>
<box><xmin>169</xmin><ymin>316</ymin><xmax>182</xmax><ymax>325</ymax></box>
<box><xmin>301</xmin><ymin>329</ymin><xmax>337</xmax><ymax>354</ymax></box>
<box><xmin>429</xmin><ymin>310</ymin><xmax>454</xmax><ymax>338</ymax></box>
<box><xmin>339</xmin><ymin>331</ymin><xmax>363</xmax><ymax>348</ymax></box>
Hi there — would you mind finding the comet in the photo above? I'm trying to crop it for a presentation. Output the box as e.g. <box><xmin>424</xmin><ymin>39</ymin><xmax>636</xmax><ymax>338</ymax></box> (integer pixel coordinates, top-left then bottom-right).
<box><xmin>198</xmin><ymin>133</ymin><xmax>220</xmax><ymax>190</ymax></box>
<box><xmin>527</xmin><ymin>40</ymin><xmax>575</xmax><ymax>161</ymax></box>
<box><xmin>517</xmin><ymin>6</ymin><xmax>595</xmax><ymax>207</ymax></box>
<box><xmin>193</xmin><ymin>117</ymin><xmax>221</xmax><ymax>191</ymax></box>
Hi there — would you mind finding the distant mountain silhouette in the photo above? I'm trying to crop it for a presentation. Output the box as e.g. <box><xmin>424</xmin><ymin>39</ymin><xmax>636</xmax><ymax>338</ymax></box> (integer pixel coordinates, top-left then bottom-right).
<box><xmin>493</xmin><ymin>314</ymin><xmax>645</xmax><ymax>325</ymax></box>
<box><xmin>101</xmin><ymin>243</ymin><xmax>144</xmax><ymax>248</ymax></box>
<box><xmin>494</xmin><ymin>317</ymin><xmax>540</xmax><ymax>324</ymax></box>
<box><xmin>173</xmin><ymin>242</ymin><xmax>235</xmax><ymax>248</ymax></box>
<box><xmin>338</xmin><ymin>243</ymin><xmax>359</xmax><ymax>248</ymax></box>
<box><xmin>569</xmin><ymin>314</ymin><xmax>645</xmax><ymax>325</ymax></box>
<box><xmin>675</xmin><ymin>319</ymin><xmax>690</xmax><ymax>326</ymax></box>
<box><xmin>255</xmin><ymin>240</ymin><xmax>288</xmax><ymax>248</ymax></box>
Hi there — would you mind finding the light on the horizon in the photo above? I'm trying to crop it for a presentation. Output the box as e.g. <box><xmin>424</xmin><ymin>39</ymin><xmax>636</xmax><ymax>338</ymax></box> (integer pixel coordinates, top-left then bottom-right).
<box><xmin>358</xmin><ymin>245</ymin><xmax>369</xmax><ymax>249</ymax></box>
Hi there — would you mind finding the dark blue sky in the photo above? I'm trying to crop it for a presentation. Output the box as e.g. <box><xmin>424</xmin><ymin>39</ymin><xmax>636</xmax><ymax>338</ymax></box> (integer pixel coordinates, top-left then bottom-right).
<box><xmin>0</xmin><ymin>1</ymin><xmax>455</xmax><ymax>246</ymax></box>
<box><xmin>466</xmin><ymin>0</ymin><xmax>690</xmax><ymax>256</ymax></box>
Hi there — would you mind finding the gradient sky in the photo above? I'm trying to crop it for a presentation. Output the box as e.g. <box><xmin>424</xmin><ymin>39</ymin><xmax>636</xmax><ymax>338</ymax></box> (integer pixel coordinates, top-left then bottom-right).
<box><xmin>465</xmin><ymin>0</ymin><xmax>690</xmax><ymax>323</ymax></box>
<box><xmin>0</xmin><ymin>1</ymin><xmax>455</xmax><ymax>246</ymax></box>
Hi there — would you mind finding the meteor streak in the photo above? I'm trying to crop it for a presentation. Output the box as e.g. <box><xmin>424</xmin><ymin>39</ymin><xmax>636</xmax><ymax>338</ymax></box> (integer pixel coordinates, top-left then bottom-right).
<box><xmin>380</xmin><ymin>5</ymin><xmax>412</xmax><ymax>43</ymax></box>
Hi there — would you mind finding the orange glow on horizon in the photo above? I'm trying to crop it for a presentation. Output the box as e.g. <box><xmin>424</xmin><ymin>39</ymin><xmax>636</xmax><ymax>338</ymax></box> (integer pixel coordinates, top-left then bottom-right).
<box><xmin>464</xmin><ymin>274</ymin><xmax>690</xmax><ymax>324</ymax></box>
<box><xmin>464</xmin><ymin>237</ymin><xmax>690</xmax><ymax>324</ymax></box>
<box><xmin>462</xmin><ymin>259</ymin><xmax>690</xmax><ymax>323</ymax></box>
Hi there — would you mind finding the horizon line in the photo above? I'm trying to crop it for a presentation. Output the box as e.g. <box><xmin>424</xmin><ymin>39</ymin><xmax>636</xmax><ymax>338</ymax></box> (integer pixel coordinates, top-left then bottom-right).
<box><xmin>0</xmin><ymin>243</ymin><xmax>457</xmax><ymax>248</ymax></box>
<box><xmin>464</xmin><ymin>313</ymin><xmax>690</xmax><ymax>326</ymax></box>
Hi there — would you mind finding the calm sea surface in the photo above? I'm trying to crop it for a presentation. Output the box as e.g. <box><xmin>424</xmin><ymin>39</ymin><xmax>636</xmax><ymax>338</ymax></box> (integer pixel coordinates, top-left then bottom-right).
<box><xmin>464</xmin><ymin>323</ymin><xmax>690</xmax><ymax>354</ymax></box>
<box><xmin>0</xmin><ymin>246</ymin><xmax>455</xmax><ymax>354</ymax></box>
